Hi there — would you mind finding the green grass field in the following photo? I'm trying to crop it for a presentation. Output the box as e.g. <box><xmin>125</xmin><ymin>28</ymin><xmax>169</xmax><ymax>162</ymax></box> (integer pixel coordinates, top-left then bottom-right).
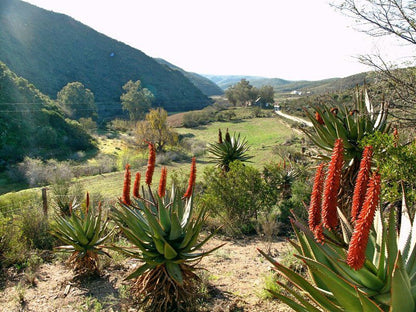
<box><xmin>0</xmin><ymin>114</ymin><xmax>304</xmax><ymax>203</ymax></box>
<box><xmin>176</xmin><ymin>116</ymin><xmax>302</xmax><ymax>165</ymax></box>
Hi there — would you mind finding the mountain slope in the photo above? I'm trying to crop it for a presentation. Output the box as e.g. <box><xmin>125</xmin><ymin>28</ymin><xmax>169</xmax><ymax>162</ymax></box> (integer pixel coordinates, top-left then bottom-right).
<box><xmin>0</xmin><ymin>61</ymin><xmax>96</xmax><ymax>167</ymax></box>
<box><xmin>156</xmin><ymin>59</ymin><xmax>223</xmax><ymax>96</ymax></box>
<box><xmin>0</xmin><ymin>0</ymin><xmax>210</xmax><ymax>117</ymax></box>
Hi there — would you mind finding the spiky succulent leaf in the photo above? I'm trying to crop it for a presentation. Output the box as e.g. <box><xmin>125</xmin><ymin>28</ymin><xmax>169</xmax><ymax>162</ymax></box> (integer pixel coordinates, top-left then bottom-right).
<box><xmin>112</xmin><ymin>186</ymin><xmax>221</xmax><ymax>285</ymax></box>
<box><xmin>51</xmin><ymin>203</ymin><xmax>112</xmax><ymax>265</ymax></box>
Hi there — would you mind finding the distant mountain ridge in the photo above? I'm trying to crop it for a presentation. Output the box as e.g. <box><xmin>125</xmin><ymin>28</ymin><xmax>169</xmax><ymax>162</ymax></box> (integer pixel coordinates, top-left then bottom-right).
<box><xmin>0</xmin><ymin>0</ymin><xmax>211</xmax><ymax>117</ymax></box>
<box><xmin>155</xmin><ymin>59</ymin><xmax>223</xmax><ymax>96</ymax></box>
<box><xmin>203</xmin><ymin>72</ymin><xmax>371</xmax><ymax>94</ymax></box>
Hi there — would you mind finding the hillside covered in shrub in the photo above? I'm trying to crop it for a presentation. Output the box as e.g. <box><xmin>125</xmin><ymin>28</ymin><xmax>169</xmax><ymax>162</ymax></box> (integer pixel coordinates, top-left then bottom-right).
<box><xmin>0</xmin><ymin>61</ymin><xmax>96</xmax><ymax>168</ymax></box>
<box><xmin>0</xmin><ymin>0</ymin><xmax>211</xmax><ymax>117</ymax></box>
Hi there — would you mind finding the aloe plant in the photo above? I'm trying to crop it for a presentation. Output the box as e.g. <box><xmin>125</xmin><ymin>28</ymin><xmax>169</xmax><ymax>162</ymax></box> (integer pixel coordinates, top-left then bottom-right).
<box><xmin>303</xmin><ymin>87</ymin><xmax>390</xmax><ymax>216</ymax></box>
<box><xmin>260</xmin><ymin>140</ymin><xmax>416</xmax><ymax>311</ymax></box>
<box><xmin>303</xmin><ymin>87</ymin><xmax>389</xmax><ymax>163</ymax></box>
<box><xmin>51</xmin><ymin>193</ymin><xmax>112</xmax><ymax>276</ymax></box>
<box><xmin>111</xmin><ymin>145</ymin><xmax>223</xmax><ymax>311</ymax></box>
<box><xmin>208</xmin><ymin>128</ymin><xmax>253</xmax><ymax>171</ymax></box>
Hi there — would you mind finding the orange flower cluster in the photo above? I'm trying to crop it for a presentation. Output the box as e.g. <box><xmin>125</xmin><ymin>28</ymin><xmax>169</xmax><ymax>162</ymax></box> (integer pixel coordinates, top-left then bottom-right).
<box><xmin>351</xmin><ymin>146</ymin><xmax>373</xmax><ymax>222</ymax></box>
<box><xmin>347</xmin><ymin>172</ymin><xmax>381</xmax><ymax>270</ymax></box>
<box><xmin>158</xmin><ymin>167</ymin><xmax>167</xmax><ymax>198</ymax></box>
<box><xmin>308</xmin><ymin>163</ymin><xmax>326</xmax><ymax>242</ymax></box>
<box><xmin>307</xmin><ymin>140</ymin><xmax>380</xmax><ymax>270</ymax></box>
<box><xmin>322</xmin><ymin>138</ymin><xmax>344</xmax><ymax>230</ymax></box>
<box><xmin>133</xmin><ymin>172</ymin><xmax>141</xmax><ymax>198</ymax></box>
<box><xmin>183</xmin><ymin>157</ymin><xmax>196</xmax><ymax>198</ymax></box>
<box><xmin>145</xmin><ymin>142</ymin><xmax>156</xmax><ymax>185</ymax></box>
<box><xmin>122</xmin><ymin>164</ymin><xmax>131</xmax><ymax>205</ymax></box>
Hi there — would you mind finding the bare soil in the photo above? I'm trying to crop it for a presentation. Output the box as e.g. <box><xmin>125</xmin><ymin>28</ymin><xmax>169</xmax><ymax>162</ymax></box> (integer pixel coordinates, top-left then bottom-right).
<box><xmin>0</xmin><ymin>236</ymin><xmax>293</xmax><ymax>312</ymax></box>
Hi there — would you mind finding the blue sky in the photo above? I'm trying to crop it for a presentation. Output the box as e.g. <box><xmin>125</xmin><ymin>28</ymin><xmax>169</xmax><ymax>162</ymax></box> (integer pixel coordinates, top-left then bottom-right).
<box><xmin>24</xmin><ymin>0</ymin><xmax>414</xmax><ymax>80</ymax></box>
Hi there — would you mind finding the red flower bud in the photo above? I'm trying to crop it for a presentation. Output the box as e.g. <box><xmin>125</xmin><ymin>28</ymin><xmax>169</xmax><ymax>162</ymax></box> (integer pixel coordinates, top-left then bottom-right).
<box><xmin>133</xmin><ymin>172</ymin><xmax>141</xmax><ymax>198</ymax></box>
<box><xmin>308</xmin><ymin>163</ymin><xmax>326</xmax><ymax>241</ymax></box>
<box><xmin>183</xmin><ymin>157</ymin><xmax>196</xmax><ymax>198</ymax></box>
<box><xmin>158</xmin><ymin>167</ymin><xmax>167</xmax><ymax>198</ymax></box>
<box><xmin>351</xmin><ymin>146</ymin><xmax>373</xmax><ymax>222</ymax></box>
<box><xmin>347</xmin><ymin>172</ymin><xmax>381</xmax><ymax>270</ymax></box>
<box><xmin>122</xmin><ymin>164</ymin><xmax>131</xmax><ymax>205</ymax></box>
<box><xmin>145</xmin><ymin>142</ymin><xmax>156</xmax><ymax>185</ymax></box>
<box><xmin>322</xmin><ymin>139</ymin><xmax>344</xmax><ymax>230</ymax></box>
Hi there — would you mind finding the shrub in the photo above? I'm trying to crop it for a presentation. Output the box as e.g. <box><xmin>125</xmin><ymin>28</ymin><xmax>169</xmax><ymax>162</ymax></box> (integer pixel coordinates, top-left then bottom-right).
<box><xmin>200</xmin><ymin>161</ymin><xmax>263</xmax><ymax>235</ymax></box>
<box><xmin>19</xmin><ymin>205</ymin><xmax>55</xmax><ymax>250</ymax></box>
<box><xmin>0</xmin><ymin>213</ymin><xmax>27</xmax><ymax>268</ymax></box>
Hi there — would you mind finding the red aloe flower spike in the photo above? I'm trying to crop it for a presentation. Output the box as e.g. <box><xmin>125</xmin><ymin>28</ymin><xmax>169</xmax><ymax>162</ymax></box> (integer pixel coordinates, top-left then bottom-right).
<box><xmin>122</xmin><ymin>164</ymin><xmax>131</xmax><ymax>205</ymax></box>
<box><xmin>86</xmin><ymin>192</ymin><xmax>90</xmax><ymax>214</ymax></box>
<box><xmin>351</xmin><ymin>146</ymin><xmax>373</xmax><ymax>222</ymax></box>
<box><xmin>183</xmin><ymin>157</ymin><xmax>197</xmax><ymax>198</ymax></box>
<box><xmin>133</xmin><ymin>172</ymin><xmax>141</xmax><ymax>198</ymax></box>
<box><xmin>158</xmin><ymin>167</ymin><xmax>167</xmax><ymax>198</ymax></box>
<box><xmin>322</xmin><ymin>138</ymin><xmax>344</xmax><ymax>230</ymax></box>
<box><xmin>347</xmin><ymin>172</ymin><xmax>381</xmax><ymax>270</ymax></box>
<box><xmin>308</xmin><ymin>163</ymin><xmax>326</xmax><ymax>239</ymax></box>
<box><xmin>145</xmin><ymin>142</ymin><xmax>156</xmax><ymax>185</ymax></box>
<box><xmin>218</xmin><ymin>129</ymin><xmax>223</xmax><ymax>144</ymax></box>
<box><xmin>315</xmin><ymin>112</ymin><xmax>324</xmax><ymax>125</ymax></box>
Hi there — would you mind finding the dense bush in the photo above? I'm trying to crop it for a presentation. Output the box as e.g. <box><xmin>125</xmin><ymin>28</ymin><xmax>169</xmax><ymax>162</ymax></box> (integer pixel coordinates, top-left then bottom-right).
<box><xmin>200</xmin><ymin>161</ymin><xmax>264</xmax><ymax>235</ymax></box>
<box><xmin>200</xmin><ymin>160</ymin><xmax>311</xmax><ymax>236</ymax></box>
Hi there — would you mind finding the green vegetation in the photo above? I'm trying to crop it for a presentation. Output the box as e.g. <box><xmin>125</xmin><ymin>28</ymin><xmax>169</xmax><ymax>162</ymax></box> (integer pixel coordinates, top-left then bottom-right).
<box><xmin>57</xmin><ymin>81</ymin><xmax>96</xmax><ymax>120</ymax></box>
<box><xmin>120</xmin><ymin>80</ymin><xmax>154</xmax><ymax>121</ymax></box>
<box><xmin>136</xmin><ymin>107</ymin><xmax>178</xmax><ymax>152</ymax></box>
<box><xmin>208</xmin><ymin>129</ymin><xmax>253</xmax><ymax>172</ymax></box>
<box><xmin>225</xmin><ymin>79</ymin><xmax>274</xmax><ymax>106</ymax></box>
<box><xmin>0</xmin><ymin>62</ymin><xmax>97</xmax><ymax>168</ymax></box>
<box><xmin>51</xmin><ymin>195</ymin><xmax>112</xmax><ymax>276</ymax></box>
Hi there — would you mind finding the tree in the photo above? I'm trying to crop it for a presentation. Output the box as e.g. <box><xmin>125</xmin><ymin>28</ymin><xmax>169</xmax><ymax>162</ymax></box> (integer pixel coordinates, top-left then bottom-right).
<box><xmin>333</xmin><ymin>0</ymin><xmax>416</xmax><ymax>126</ymax></box>
<box><xmin>136</xmin><ymin>108</ymin><xmax>178</xmax><ymax>152</ymax></box>
<box><xmin>57</xmin><ymin>82</ymin><xmax>96</xmax><ymax>120</ymax></box>
<box><xmin>256</xmin><ymin>85</ymin><xmax>275</xmax><ymax>107</ymax></box>
<box><xmin>120</xmin><ymin>80</ymin><xmax>154</xmax><ymax>121</ymax></box>
<box><xmin>225</xmin><ymin>79</ymin><xmax>258</xmax><ymax>106</ymax></box>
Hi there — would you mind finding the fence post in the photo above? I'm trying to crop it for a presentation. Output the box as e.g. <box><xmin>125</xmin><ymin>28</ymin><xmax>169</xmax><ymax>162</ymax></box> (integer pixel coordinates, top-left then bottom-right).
<box><xmin>42</xmin><ymin>187</ymin><xmax>48</xmax><ymax>217</ymax></box>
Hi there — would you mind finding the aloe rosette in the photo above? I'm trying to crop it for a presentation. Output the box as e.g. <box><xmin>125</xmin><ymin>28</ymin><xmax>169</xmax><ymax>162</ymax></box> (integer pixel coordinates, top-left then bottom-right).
<box><xmin>111</xmin><ymin>144</ymin><xmax>223</xmax><ymax>311</ymax></box>
<box><xmin>260</xmin><ymin>140</ymin><xmax>416</xmax><ymax>311</ymax></box>
<box><xmin>51</xmin><ymin>193</ymin><xmax>112</xmax><ymax>275</ymax></box>
<box><xmin>208</xmin><ymin>128</ymin><xmax>253</xmax><ymax>171</ymax></box>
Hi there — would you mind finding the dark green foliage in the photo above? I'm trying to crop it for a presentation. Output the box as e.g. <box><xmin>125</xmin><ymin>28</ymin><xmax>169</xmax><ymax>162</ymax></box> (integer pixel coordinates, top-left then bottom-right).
<box><xmin>200</xmin><ymin>162</ymin><xmax>263</xmax><ymax>235</ymax></box>
<box><xmin>225</xmin><ymin>79</ymin><xmax>258</xmax><ymax>106</ymax></box>
<box><xmin>361</xmin><ymin>132</ymin><xmax>416</xmax><ymax>210</ymax></box>
<box><xmin>0</xmin><ymin>0</ymin><xmax>211</xmax><ymax>117</ymax></box>
<box><xmin>0</xmin><ymin>62</ymin><xmax>96</xmax><ymax>167</ymax></box>
<box><xmin>208</xmin><ymin>129</ymin><xmax>253</xmax><ymax>171</ymax></box>
<box><xmin>57</xmin><ymin>82</ymin><xmax>96</xmax><ymax>120</ymax></box>
<box><xmin>120</xmin><ymin>80</ymin><xmax>154</xmax><ymax>121</ymax></box>
<box><xmin>200</xmin><ymin>160</ymin><xmax>311</xmax><ymax>236</ymax></box>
